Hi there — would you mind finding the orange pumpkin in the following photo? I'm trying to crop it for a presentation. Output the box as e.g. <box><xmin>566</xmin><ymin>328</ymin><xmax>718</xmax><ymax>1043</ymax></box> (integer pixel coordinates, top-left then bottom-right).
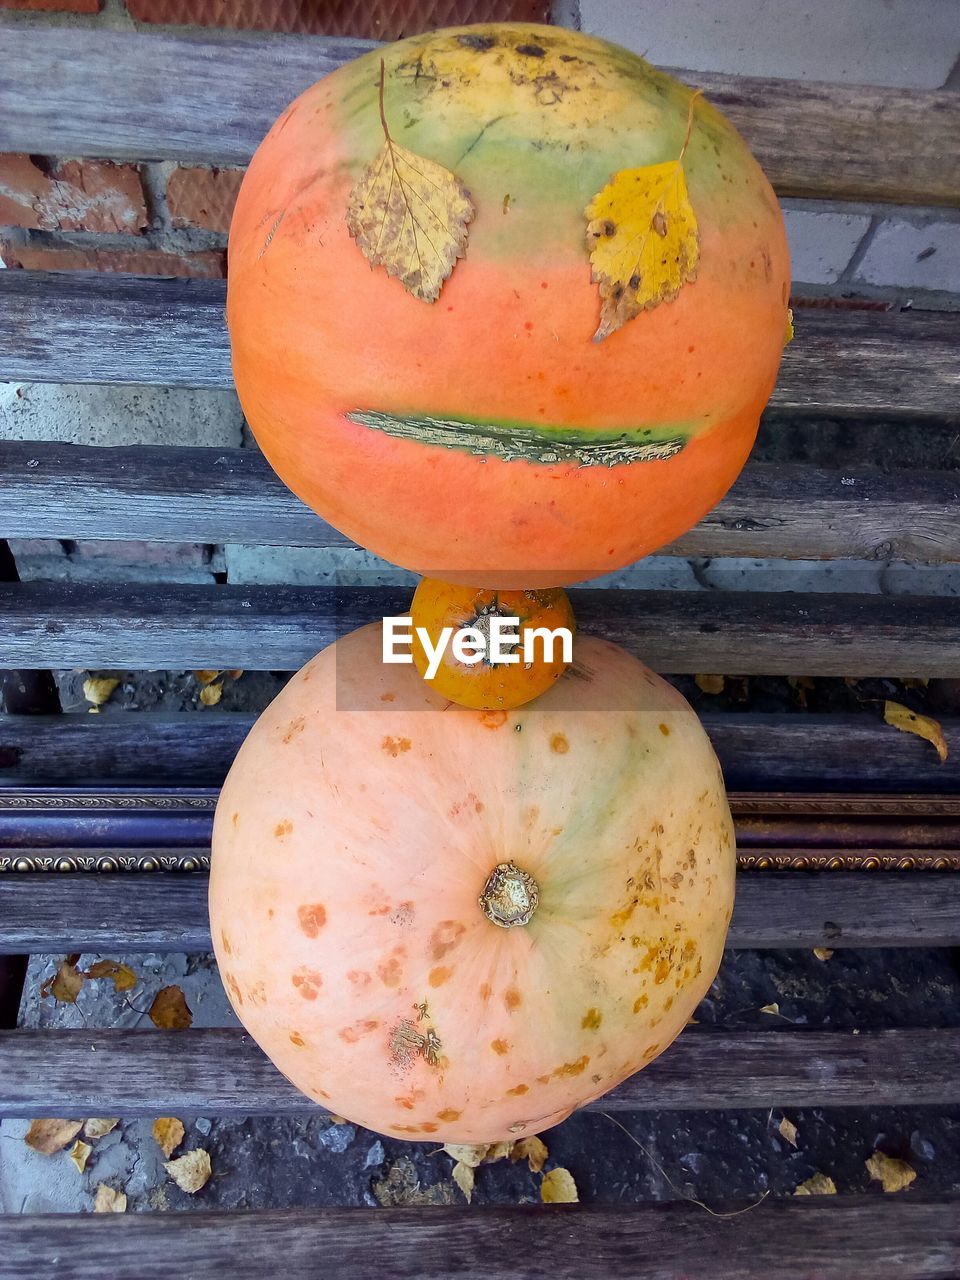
<box><xmin>410</xmin><ymin>578</ymin><xmax>575</xmax><ymax>709</ymax></box>
<box><xmin>227</xmin><ymin>24</ymin><xmax>789</xmax><ymax>588</ymax></box>
<box><xmin>210</xmin><ymin>622</ymin><xmax>735</xmax><ymax>1142</ymax></box>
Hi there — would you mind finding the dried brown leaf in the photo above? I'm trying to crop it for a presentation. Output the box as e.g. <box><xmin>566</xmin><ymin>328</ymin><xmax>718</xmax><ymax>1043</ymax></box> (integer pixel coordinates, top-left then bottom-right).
<box><xmin>148</xmin><ymin>985</ymin><xmax>193</xmax><ymax>1030</ymax></box>
<box><xmin>442</xmin><ymin>1143</ymin><xmax>489</xmax><ymax>1169</ymax></box>
<box><xmin>511</xmin><ymin>1136</ymin><xmax>549</xmax><ymax>1173</ymax></box>
<box><xmin>193</xmin><ymin>670</ymin><xmax>221</xmax><ymax>685</ymax></box>
<box><xmin>93</xmin><ymin>1183</ymin><xmax>127</xmax><ymax>1213</ymax></box>
<box><xmin>813</xmin><ymin>948</ymin><xmax>834</xmax><ymax>962</ymax></box>
<box><xmin>25</xmin><ymin>1119</ymin><xmax>83</xmax><ymax>1155</ymax></box>
<box><xmin>794</xmin><ymin>1172</ymin><xmax>837</xmax><ymax>1196</ymax></box>
<box><xmin>452</xmin><ymin>1160</ymin><xmax>475</xmax><ymax>1203</ymax></box>
<box><xmin>483</xmin><ymin>1141</ymin><xmax>514</xmax><ymax>1164</ymax></box>
<box><xmin>541</xmin><ymin>1167</ymin><xmax>579</xmax><ymax>1203</ymax></box>
<box><xmin>152</xmin><ymin>1117</ymin><xmax>185</xmax><ymax>1159</ymax></box>
<box><xmin>200</xmin><ymin>682</ymin><xmax>223</xmax><ymax>707</ymax></box>
<box><xmin>759</xmin><ymin>1002</ymin><xmax>781</xmax><ymax>1016</ymax></box>
<box><xmin>69</xmin><ymin>1139</ymin><xmax>92</xmax><ymax>1174</ymax></box>
<box><xmin>83</xmin><ymin>1118</ymin><xmax>120</xmax><ymax>1140</ymax></box>
<box><xmin>778</xmin><ymin>1116</ymin><xmax>798</xmax><ymax>1148</ymax></box>
<box><xmin>866</xmin><ymin>1151</ymin><xmax>917</xmax><ymax>1193</ymax></box>
<box><xmin>164</xmin><ymin>1148</ymin><xmax>212</xmax><ymax>1194</ymax></box>
<box><xmin>83</xmin><ymin>676</ymin><xmax>119</xmax><ymax>706</ymax></box>
<box><xmin>84</xmin><ymin>960</ymin><xmax>138</xmax><ymax>993</ymax></box>
<box><xmin>695</xmin><ymin>674</ymin><xmax>725</xmax><ymax>695</ymax></box>
<box><xmin>41</xmin><ymin>956</ymin><xmax>84</xmax><ymax>1004</ymax></box>
<box><xmin>884</xmin><ymin>701</ymin><xmax>948</xmax><ymax>762</ymax></box>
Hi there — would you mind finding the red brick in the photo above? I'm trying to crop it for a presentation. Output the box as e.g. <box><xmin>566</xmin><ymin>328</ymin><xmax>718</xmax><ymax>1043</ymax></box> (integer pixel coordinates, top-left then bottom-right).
<box><xmin>0</xmin><ymin>0</ymin><xmax>99</xmax><ymax>10</ymax></box>
<box><xmin>0</xmin><ymin>241</ymin><xmax>226</xmax><ymax>277</ymax></box>
<box><xmin>0</xmin><ymin>155</ymin><xmax>147</xmax><ymax>234</ymax></box>
<box><xmin>124</xmin><ymin>0</ymin><xmax>549</xmax><ymax>37</ymax></box>
<box><xmin>167</xmin><ymin>166</ymin><xmax>244</xmax><ymax>233</ymax></box>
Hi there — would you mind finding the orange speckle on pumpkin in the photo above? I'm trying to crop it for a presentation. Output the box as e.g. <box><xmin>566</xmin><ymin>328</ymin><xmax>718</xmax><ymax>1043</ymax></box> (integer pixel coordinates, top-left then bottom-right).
<box><xmin>347</xmin><ymin>969</ymin><xmax>371</xmax><ymax>987</ymax></box>
<box><xmin>642</xmin><ymin>1042</ymin><xmax>661</xmax><ymax>1061</ymax></box>
<box><xmin>429</xmin><ymin>966</ymin><xmax>453</xmax><ymax>987</ymax></box>
<box><xmin>367</xmin><ymin>903</ymin><xmax>391</xmax><ymax>917</ymax></box>
<box><xmin>226</xmin><ymin>973</ymin><xmax>243</xmax><ymax>1006</ymax></box>
<box><xmin>659</xmin><ymin>723</ymin><xmax>670</xmax><ymax>736</ymax></box>
<box><xmin>297</xmin><ymin>903</ymin><xmax>327</xmax><ymax>937</ymax></box>
<box><xmin>282</xmin><ymin>715</ymin><xmax>306</xmax><ymax>744</ymax></box>
<box><xmin>377</xmin><ymin>955</ymin><xmax>403</xmax><ymax>988</ymax></box>
<box><xmin>220</xmin><ymin>930</ymin><xmax>233</xmax><ymax>956</ymax></box>
<box><xmin>550</xmin><ymin>732</ymin><xmax>569</xmax><ymax>754</ymax></box>
<box><xmin>291</xmin><ymin>968</ymin><xmax>322</xmax><ymax>1000</ymax></box>
<box><xmin>274</xmin><ymin>819</ymin><xmax>293</xmax><ymax>838</ymax></box>
<box><xmin>268</xmin><ymin>908</ymin><xmax>275</xmax><ymax>919</ymax></box>
<box><xmin>479</xmin><ymin>710</ymin><xmax>508</xmax><ymax>730</ymax></box>
<box><xmin>419</xmin><ymin>1122</ymin><xmax>439</xmax><ymax>1133</ymax></box>
<box><xmin>289</xmin><ymin>1031</ymin><xmax>305</xmax><ymax>1047</ymax></box>
<box><xmin>394</xmin><ymin>1124</ymin><xmax>419</xmax><ymax>1133</ymax></box>
<box><xmin>581</xmin><ymin>1008</ymin><xmax>602</xmax><ymax>1030</ymax></box>
<box><xmin>504</xmin><ymin>987</ymin><xmax>522</xmax><ymax>1012</ymax></box>
<box><xmin>536</xmin><ymin>1074</ymin><xmax>551</xmax><ymax>1085</ymax></box>
<box><xmin>633</xmin><ymin>994</ymin><xmax>649</xmax><ymax>1013</ymax></box>
<box><xmin>395</xmin><ymin>1096</ymin><xmax>417</xmax><ymax>1111</ymax></box>
<box><xmin>382</xmin><ymin>735</ymin><xmax>412</xmax><ymax>757</ymax></box>
<box><xmin>479</xmin><ymin>983</ymin><xmax>492</xmax><ymax>1001</ymax></box>
<box><xmin>664</xmin><ymin>996</ymin><xmax>674</xmax><ymax>1011</ymax></box>
<box><xmin>506</xmin><ymin>1083</ymin><xmax>529</xmax><ymax>1096</ymax></box>
<box><xmin>655</xmin><ymin>957</ymin><xmax>671</xmax><ymax>984</ymax></box>
<box><xmin>553</xmin><ymin>1055</ymin><xmax>589</xmax><ymax>1078</ymax></box>
<box><xmin>339</xmin><ymin>1018</ymin><xmax>380</xmax><ymax>1043</ymax></box>
<box><xmin>379</xmin><ymin>691</ymin><xmax>396</xmax><ymax>702</ymax></box>
<box><xmin>491</xmin><ymin>1038</ymin><xmax>510</xmax><ymax>1056</ymax></box>
<box><xmin>436</xmin><ymin>1108</ymin><xmax>461</xmax><ymax>1122</ymax></box>
<box><xmin>430</xmin><ymin>920</ymin><xmax>466</xmax><ymax>961</ymax></box>
<box><xmin>231</xmin><ymin>812</ymin><xmax>239</xmax><ymax>827</ymax></box>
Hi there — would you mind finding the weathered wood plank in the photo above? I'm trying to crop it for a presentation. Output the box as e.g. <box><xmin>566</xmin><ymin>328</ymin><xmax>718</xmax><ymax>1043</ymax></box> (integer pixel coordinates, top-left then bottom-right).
<box><xmin>2</xmin><ymin>580</ymin><xmax>959</xmax><ymax>675</ymax></box>
<box><xmin>2</xmin><ymin>271</ymin><xmax>958</xmax><ymax>414</ymax></box>
<box><xmin>2</xmin><ymin>871</ymin><xmax>958</xmax><ymax>953</ymax></box>
<box><xmin>1</xmin><ymin>22</ymin><xmax>958</xmax><ymax>206</ymax></box>
<box><xmin>1</xmin><ymin>1026</ymin><xmax>957</xmax><ymax>1116</ymax></box>
<box><xmin>2</xmin><ymin>441</ymin><xmax>958</xmax><ymax>563</ymax></box>
<box><xmin>4</xmin><ymin>712</ymin><xmax>958</xmax><ymax>792</ymax></box>
<box><xmin>6</xmin><ymin>1199</ymin><xmax>960</xmax><ymax>1280</ymax></box>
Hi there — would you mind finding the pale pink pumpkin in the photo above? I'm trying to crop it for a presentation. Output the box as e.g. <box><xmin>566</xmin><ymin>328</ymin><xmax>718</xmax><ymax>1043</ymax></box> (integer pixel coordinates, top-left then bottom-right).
<box><xmin>210</xmin><ymin>623</ymin><xmax>735</xmax><ymax>1142</ymax></box>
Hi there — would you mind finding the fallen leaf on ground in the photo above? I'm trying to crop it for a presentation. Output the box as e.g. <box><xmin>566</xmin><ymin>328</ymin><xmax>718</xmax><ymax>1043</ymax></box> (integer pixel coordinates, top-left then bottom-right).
<box><xmin>152</xmin><ymin>1117</ymin><xmax>185</xmax><ymax>1159</ymax></box>
<box><xmin>149</xmin><ymin>985</ymin><xmax>193</xmax><ymax>1030</ymax></box>
<box><xmin>226</xmin><ymin>669</ymin><xmax>244</xmax><ymax>680</ymax></box>
<box><xmin>165</xmin><ymin>1148</ymin><xmax>212</xmax><ymax>1194</ymax></box>
<box><xmin>813</xmin><ymin>948</ymin><xmax>834</xmax><ymax>962</ymax></box>
<box><xmin>883</xmin><ymin>701</ymin><xmax>948</xmax><ymax>762</ymax></box>
<box><xmin>695</xmin><ymin>674</ymin><xmax>725</xmax><ymax>695</ymax></box>
<box><xmin>452</xmin><ymin>1160</ymin><xmax>475</xmax><ymax>1203</ymax></box>
<box><xmin>328</xmin><ymin>1114</ymin><xmax>349</xmax><ymax>1125</ymax></box>
<box><xmin>83</xmin><ymin>1118</ymin><xmax>120</xmax><ymax>1140</ymax></box>
<box><xmin>778</xmin><ymin>1117</ymin><xmax>799</xmax><ymax>1148</ymax></box>
<box><xmin>511</xmin><ymin>1136</ymin><xmax>549</xmax><ymax>1173</ymax></box>
<box><xmin>759</xmin><ymin>1003</ymin><xmax>781</xmax><ymax>1016</ymax></box>
<box><xmin>93</xmin><ymin>1183</ymin><xmax>127</xmax><ymax>1213</ymax></box>
<box><xmin>25</xmin><ymin>1119</ymin><xmax>83</xmax><ymax>1155</ymax></box>
<box><xmin>347</xmin><ymin>60</ymin><xmax>473</xmax><ymax>303</ymax></box>
<box><xmin>84</xmin><ymin>960</ymin><xmax>138</xmax><ymax>993</ymax></box>
<box><xmin>794</xmin><ymin>1172</ymin><xmax>837</xmax><ymax>1196</ymax></box>
<box><xmin>866</xmin><ymin>1151</ymin><xmax>917</xmax><ymax>1193</ymax></box>
<box><xmin>193</xmin><ymin>670</ymin><xmax>221</xmax><ymax>685</ymax></box>
<box><xmin>83</xmin><ymin>676</ymin><xmax>120</xmax><ymax>706</ymax></box>
<box><xmin>442</xmin><ymin>1141</ymin><xmax>512</xmax><ymax>1169</ymax></box>
<box><xmin>41</xmin><ymin>955</ymin><xmax>84</xmax><ymax>1004</ymax></box>
<box><xmin>484</xmin><ymin>1141</ymin><xmax>514</xmax><ymax>1164</ymax></box>
<box><xmin>784</xmin><ymin>307</ymin><xmax>795</xmax><ymax>345</ymax></box>
<box><xmin>69</xmin><ymin>1139</ymin><xmax>92</xmax><ymax>1173</ymax></box>
<box><xmin>199</xmin><ymin>682</ymin><xmax>223</xmax><ymax>707</ymax></box>
<box><xmin>541</xmin><ymin>1167</ymin><xmax>579</xmax><ymax>1203</ymax></box>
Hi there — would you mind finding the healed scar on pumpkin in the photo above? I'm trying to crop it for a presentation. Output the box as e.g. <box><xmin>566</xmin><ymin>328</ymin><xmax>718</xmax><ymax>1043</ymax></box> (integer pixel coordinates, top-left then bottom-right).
<box><xmin>347</xmin><ymin>409</ymin><xmax>690</xmax><ymax>466</ymax></box>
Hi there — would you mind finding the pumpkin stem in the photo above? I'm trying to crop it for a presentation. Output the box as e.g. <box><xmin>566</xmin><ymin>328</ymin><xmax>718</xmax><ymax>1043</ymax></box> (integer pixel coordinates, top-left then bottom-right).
<box><xmin>480</xmin><ymin>862</ymin><xmax>539</xmax><ymax>928</ymax></box>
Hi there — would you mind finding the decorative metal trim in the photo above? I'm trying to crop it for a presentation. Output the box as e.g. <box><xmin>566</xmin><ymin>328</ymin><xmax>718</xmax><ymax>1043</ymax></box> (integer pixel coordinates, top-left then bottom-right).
<box><xmin>0</xmin><ymin>853</ymin><xmax>210</xmax><ymax>873</ymax></box>
<box><xmin>737</xmin><ymin>852</ymin><xmax>960</xmax><ymax>872</ymax></box>
<box><xmin>729</xmin><ymin>793</ymin><xmax>960</xmax><ymax>818</ymax></box>
<box><xmin>0</xmin><ymin>791</ymin><xmax>217</xmax><ymax>811</ymax></box>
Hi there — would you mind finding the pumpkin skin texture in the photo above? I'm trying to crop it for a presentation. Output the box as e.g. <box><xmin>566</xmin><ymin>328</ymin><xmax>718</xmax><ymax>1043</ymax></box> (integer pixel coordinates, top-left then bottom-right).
<box><xmin>227</xmin><ymin>24</ymin><xmax>790</xmax><ymax>589</ymax></box>
<box><xmin>210</xmin><ymin>623</ymin><xmax>735</xmax><ymax>1143</ymax></box>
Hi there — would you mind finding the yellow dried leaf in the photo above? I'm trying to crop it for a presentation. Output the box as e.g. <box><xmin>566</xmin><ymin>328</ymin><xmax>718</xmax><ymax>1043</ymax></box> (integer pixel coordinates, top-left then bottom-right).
<box><xmin>784</xmin><ymin>307</ymin><xmax>795</xmax><ymax>345</ymax></box>
<box><xmin>866</xmin><ymin>1151</ymin><xmax>917</xmax><ymax>1193</ymax></box>
<box><xmin>152</xmin><ymin>1117</ymin><xmax>186</xmax><ymax>1159</ymax></box>
<box><xmin>794</xmin><ymin>1172</ymin><xmax>837</xmax><ymax>1196</ymax></box>
<box><xmin>483</xmin><ymin>1141</ymin><xmax>514</xmax><ymax>1164</ymax></box>
<box><xmin>347</xmin><ymin>61</ymin><xmax>473</xmax><ymax>304</ymax></box>
<box><xmin>695</xmin><ymin>674</ymin><xmax>725</xmax><ymax>695</ymax></box>
<box><xmin>164</xmin><ymin>1148</ymin><xmax>212</xmax><ymax>1195</ymax></box>
<box><xmin>148</xmin><ymin>985</ymin><xmax>193</xmax><ymax>1030</ymax></box>
<box><xmin>511</xmin><ymin>1136</ymin><xmax>549</xmax><ymax>1173</ymax></box>
<box><xmin>759</xmin><ymin>1002</ymin><xmax>781</xmax><ymax>1016</ymax></box>
<box><xmin>41</xmin><ymin>956</ymin><xmax>84</xmax><ymax>1004</ymax></box>
<box><xmin>199</xmin><ymin>682</ymin><xmax>223</xmax><ymax>707</ymax></box>
<box><xmin>328</xmin><ymin>1115</ymin><xmax>349</xmax><ymax>1126</ymax></box>
<box><xmin>227</xmin><ymin>669</ymin><xmax>244</xmax><ymax>680</ymax></box>
<box><xmin>93</xmin><ymin>1183</ymin><xmax>127</xmax><ymax>1213</ymax></box>
<box><xmin>25</xmin><ymin>1119</ymin><xmax>83</xmax><ymax>1155</ymax></box>
<box><xmin>778</xmin><ymin>1116</ymin><xmax>798</xmax><ymax>1148</ymax></box>
<box><xmin>83</xmin><ymin>1118</ymin><xmax>120</xmax><ymax>1140</ymax></box>
<box><xmin>884</xmin><ymin>701</ymin><xmax>948</xmax><ymax>762</ymax></box>
<box><xmin>193</xmin><ymin>670</ymin><xmax>221</xmax><ymax>685</ymax></box>
<box><xmin>813</xmin><ymin>948</ymin><xmax>834</xmax><ymax>962</ymax></box>
<box><xmin>83</xmin><ymin>676</ymin><xmax>119</xmax><ymax>706</ymax></box>
<box><xmin>69</xmin><ymin>1139</ymin><xmax>92</xmax><ymax>1174</ymax></box>
<box><xmin>84</xmin><ymin>960</ymin><xmax>138</xmax><ymax>993</ymax></box>
<box><xmin>586</xmin><ymin>92</ymin><xmax>700</xmax><ymax>341</ymax></box>
<box><xmin>541</xmin><ymin>1167</ymin><xmax>579</xmax><ymax>1203</ymax></box>
<box><xmin>443</xmin><ymin>1143</ymin><xmax>489</xmax><ymax>1169</ymax></box>
<box><xmin>452</xmin><ymin>1160</ymin><xmax>475</xmax><ymax>1203</ymax></box>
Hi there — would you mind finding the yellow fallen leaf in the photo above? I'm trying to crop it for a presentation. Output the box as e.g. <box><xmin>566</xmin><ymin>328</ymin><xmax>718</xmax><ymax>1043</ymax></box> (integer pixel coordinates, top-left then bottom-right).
<box><xmin>443</xmin><ymin>1143</ymin><xmax>490</xmax><ymax>1169</ymax></box>
<box><xmin>586</xmin><ymin>91</ymin><xmax>701</xmax><ymax>341</ymax></box>
<box><xmin>148</xmin><ymin>985</ymin><xmax>193</xmax><ymax>1030</ymax></box>
<box><xmin>152</xmin><ymin>1117</ymin><xmax>185</xmax><ymax>1159</ymax></box>
<box><xmin>93</xmin><ymin>1183</ymin><xmax>127</xmax><ymax>1213</ymax></box>
<box><xmin>227</xmin><ymin>669</ymin><xmax>244</xmax><ymax>680</ymax></box>
<box><xmin>813</xmin><ymin>948</ymin><xmax>834</xmax><ymax>962</ymax></box>
<box><xmin>778</xmin><ymin>1116</ymin><xmax>798</xmax><ymax>1148</ymax></box>
<box><xmin>25</xmin><ymin>1119</ymin><xmax>83</xmax><ymax>1155</ymax></box>
<box><xmin>165</xmin><ymin>1148</ymin><xmax>212</xmax><ymax>1194</ymax></box>
<box><xmin>40</xmin><ymin>956</ymin><xmax>84</xmax><ymax>1004</ymax></box>
<box><xmin>452</xmin><ymin>1160</ymin><xmax>475</xmax><ymax>1203</ymax></box>
<box><xmin>69</xmin><ymin>1139</ymin><xmax>92</xmax><ymax>1173</ymax></box>
<box><xmin>193</xmin><ymin>670</ymin><xmax>221</xmax><ymax>685</ymax></box>
<box><xmin>794</xmin><ymin>1172</ymin><xmax>837</xmax><ymax>1196</ymax></box>
<box><xmin>84</xmin><ymin>960</ymin><xmax>138</xmax><ymax>993</ymax></box>
<box><xmin>511</xmin><ymin>1136</ymin><xmax>549</xmax><ymax>1173</ymax></box>
<box><xmin>484</xmin><ymin>1141</ymin><xmax>514</xmax><ymax>1164</ymax></box>
<box><xmin>83</xmin><ymin>1118</ymin><xmax>120</xmax><ymax>1140</ymax></box>
<box><xmin>347</xmin><ymin>61</ymin><xmax>473</xmax><ymax>303</ymax></box>
<box><xmin>541</xmin><ymin>1167</ymin><xmax>579</xmax><ymax>1203</ymax></box>
<box><xmin>884</xmin><ymin>701</ymin><xmax>948</xmax><ymax>762</ymax></box>
<box><xmin>784</xmin><ymin>307</ymin><xmax>795</xmax><ymax>345</ymax></box>
<box><xmin>866</xmin><ymin>1151</ymin><xmax>917</xmax><ymax>1193</ymax></box>
<box><xmin>83</xmin><ymin>676</ymin><xmax>119</xmax><ymax>706</ymax></box>
<box><xmin>328</xmin><ymin>1115</ymin><xmax>349</xmax><ymax>1125</ymax></box>
<box><xmin>695</xmin><ymin>674</ymin><xmax>725</xmax><ymax>695</ymax></box>
<box><xmin>760</xmin><ymin>1003</ymin><xmax>781</xmax><ymax>1016</ymax></box>
<box><xmin>199</xmin><ymin>682</ymin><xmax>223</xmax><ymax>707</ymax></box>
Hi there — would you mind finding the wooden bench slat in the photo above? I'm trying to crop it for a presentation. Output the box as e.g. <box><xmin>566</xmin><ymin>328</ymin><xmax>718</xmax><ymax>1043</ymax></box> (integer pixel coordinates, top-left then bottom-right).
<box><xmin>1</xmin><ymin>1026</ymin><xmax>957</xmax><ymax>1117</ymax></box>
<box><xmin>1</xmin><ymin>22</ymin><xmax>958</xmax><ymax>206</ymax></box>
<box><xmin>2</xmin><ymin>441</ymin><xmax>958</xmax><ymax>564</ymax></box>
<box><xmin>2</xmin><ymin>580</ymin><xmax>958</xmax><ymax>676</ymax></box>
<box><xmin>6</xmin><ymin>1199</ymin><xmax>960</xmax><ymax>1280</ymax></box>
<box><xmin>2</xmin><ymin>871</ymin><xmax>958</xmax><ymax>953</ymax></box>
<box><xmin>1</xmin><ymin>272</ymin><xmax>958</xmax><ymax>415</ymax></box>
